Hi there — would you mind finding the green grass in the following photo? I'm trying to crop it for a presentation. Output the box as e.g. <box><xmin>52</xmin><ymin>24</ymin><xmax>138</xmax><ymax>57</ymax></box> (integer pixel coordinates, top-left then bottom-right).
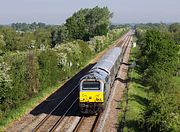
<box><xmin>173</xmin><ymin>76</ymin><xmax>180</xmax><ymax>90</ymax></box>
<box><xmin>123</xmin><ymin>69</ymin><xmax>148</xmax><ymax>132</ymax></box>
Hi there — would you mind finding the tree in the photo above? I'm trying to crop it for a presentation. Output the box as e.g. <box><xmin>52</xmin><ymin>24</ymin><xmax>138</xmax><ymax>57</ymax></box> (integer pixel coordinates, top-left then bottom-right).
<box><xmin>64</xmin><ymin>6</ymin><xmax>112</xmax><ymax>41</ymax></box>
<box><xmin>169</xmin><ymin>23</ymin><xmax>180</xmax><ymax>33</ymax></box>
<box><xmin>34</xmin><ymin>28</ymin><xmax>51</xmax><ymax>49</ymax></box>
<box><xmin>65</xmin><ymin>9</ymin><xmax>87</xmax><ymax>40</ymax></box>
<box><xmin>139</xmin><ymin>29</ymin><xmax>179</xmax><ymax>80</ymax></box>
<box><xmin>141</xmin><ymin>87</ymin><xmax>180</xmax><ymax>132</ymax></box>
<box><xmin>169</xmin><ymin>23</ymin><xmax>180</xmax><ymax>45</ymax></box>
<box><xmin>85</xmin><ymin>6</ymin><xmax>112</xmax><ymax>37</ymax></box>
<box><xmin>137</xmin><ymin>29</ymin><xmax>180</xmax><ymax>131</ymax></box>
<box><xmin>0</xmin><ymin>35</ymin><xmax>6</xmax><ymax>54</ymax></box>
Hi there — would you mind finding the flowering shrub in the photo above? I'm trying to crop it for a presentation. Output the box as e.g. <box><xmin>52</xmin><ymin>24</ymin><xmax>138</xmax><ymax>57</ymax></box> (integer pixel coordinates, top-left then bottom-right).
<box><xmin>0</xmin><ymin>57</ymin><xmax>12</xmax><ymax>106</ymax></box>
<box><xmin>0</xmin><ymin>28</ymin><xmax>127</xmax><ymax>118</ymax></box>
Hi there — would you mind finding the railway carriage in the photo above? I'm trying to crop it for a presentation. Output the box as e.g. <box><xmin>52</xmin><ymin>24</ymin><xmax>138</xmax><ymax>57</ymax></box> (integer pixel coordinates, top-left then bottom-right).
<box><xmin>79</xmin><ymin>47</ymin><xmax>122</xmax><ymax>114</ymax></box>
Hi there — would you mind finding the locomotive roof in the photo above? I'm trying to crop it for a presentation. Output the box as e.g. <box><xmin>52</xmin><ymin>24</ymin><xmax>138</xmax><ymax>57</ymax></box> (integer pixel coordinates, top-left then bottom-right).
<box><xmin>92</xmin><ymin>47</ymin><xmax>122</xmax><ymax>74</ymax></box>
<box><xmin>80</xmin><ymin>47</ymin><xmax>122</xmax><ymax>83</ymax></box>
<box><xmin>102</xmin><ymin>48</ymin><xmax>121</xmax><ymax>58</ymax></box>
<box><xmin>81</xmin><ymin>68</ymin><xmax>108</xmax><ymax>83</ymax></box>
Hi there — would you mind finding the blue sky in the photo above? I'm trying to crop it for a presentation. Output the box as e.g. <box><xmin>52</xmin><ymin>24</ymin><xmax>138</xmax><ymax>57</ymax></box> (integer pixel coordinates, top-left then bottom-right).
<box><xmin>0</xmin><ymin>0</ymin><xmax>179</xmax><ymax>24</ymax></box>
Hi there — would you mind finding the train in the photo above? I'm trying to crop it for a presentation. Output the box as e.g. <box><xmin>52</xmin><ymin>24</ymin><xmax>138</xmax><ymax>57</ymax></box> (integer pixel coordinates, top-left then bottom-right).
<box><xmin>79</xmin><ymin>47</ymin><xmax>123</xmax><ymax>114</ymax></box>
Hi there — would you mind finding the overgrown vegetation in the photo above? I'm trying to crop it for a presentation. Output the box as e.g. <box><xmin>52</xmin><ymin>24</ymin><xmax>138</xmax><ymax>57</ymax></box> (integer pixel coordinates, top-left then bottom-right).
<box><xmin>137</xmin><ymin>27</ymin><xmax>180</xmax><ymax>132</ymax></box>
<box><xmin>119</xmin><ymin>23</ymin><xmax>180</xmax><ymax>132</ymax></box>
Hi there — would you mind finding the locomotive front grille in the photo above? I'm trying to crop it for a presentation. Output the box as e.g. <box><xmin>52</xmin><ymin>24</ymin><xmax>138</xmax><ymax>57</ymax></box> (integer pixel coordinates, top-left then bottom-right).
<box><xmin>79</xmin><ymin>102</ymin><xmax>104</xmax><ymax>114</ymax></box>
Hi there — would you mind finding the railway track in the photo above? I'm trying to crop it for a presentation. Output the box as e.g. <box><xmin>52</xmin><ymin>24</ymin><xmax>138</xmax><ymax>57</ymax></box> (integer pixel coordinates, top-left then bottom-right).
<box><xmin>72</xmin><ymin>35</ymin><xmax>132</xmax><ymax>132</ymax></box>
<box><xmin>29</xmin><ymin>31</ymin><xmax>132</xmax><ymax>132</ymax></box>
<box><xmin>49</xmin><ymin>98</ymin><xmax>79</xmax><ymax>132</ymax></box>
<box><xmin>73</xmin><ymin>114</ymin><xmax>102</xmax><ymax>132</ymax></box>
<box><xmin>32</xmin><ymin>84</ymin><xmax>79</xmax><ymax>132</ymax></box>
<box><xmin>96</xmin><ymin>32</ymin><xmax>133</xmax><ymax>132</ymax></box>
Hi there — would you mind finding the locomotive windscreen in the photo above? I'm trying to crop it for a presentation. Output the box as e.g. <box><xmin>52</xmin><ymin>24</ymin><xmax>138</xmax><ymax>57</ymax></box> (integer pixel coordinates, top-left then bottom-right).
<box><xmin>82</xmin><ymin>81</ymin><xmax>100</xmax><ymax>90</ymax></box>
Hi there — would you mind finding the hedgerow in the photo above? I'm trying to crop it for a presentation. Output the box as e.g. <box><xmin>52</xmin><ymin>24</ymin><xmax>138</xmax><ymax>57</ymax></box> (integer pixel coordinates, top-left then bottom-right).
<box><xmin>0</xmin><ymin>28</ymin><xmax>127</xmax><ymax>122</ymax></box>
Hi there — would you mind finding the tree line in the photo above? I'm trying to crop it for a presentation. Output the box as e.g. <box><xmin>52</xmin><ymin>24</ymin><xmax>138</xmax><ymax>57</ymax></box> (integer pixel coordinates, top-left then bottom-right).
<box><xmin>135</xmin><ymin>23</ymin><xmax>180</xmax><ymax>131</ymax></box>
<box><xmin>11</xmin><ymin>22</ymin><xmax>48</xmax><ymax>31</ymax></box>
<box><xmin>0</xmin><ymin>6</ymin><xmax>113</xmax><ymax>53</ymax></box>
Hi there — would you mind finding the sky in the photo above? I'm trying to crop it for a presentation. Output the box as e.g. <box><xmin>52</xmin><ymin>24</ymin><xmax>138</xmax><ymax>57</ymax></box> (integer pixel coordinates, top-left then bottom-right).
<box><xmin>0</xmin><ymin>0</ymin><xmax>180</xmax><ymax>25</ymax></box>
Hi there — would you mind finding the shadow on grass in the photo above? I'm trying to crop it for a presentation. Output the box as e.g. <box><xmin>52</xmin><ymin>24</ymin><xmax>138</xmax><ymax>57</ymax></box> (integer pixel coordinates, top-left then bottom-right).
<box><xmin>124</xmin><ymin>120</ymin><xmax>144</xmax><ymax>132</ymax></box>
<box><xmin>130</xmin><ymin>71</ymin><xmax>150</xmax><ymax>91</ymax></box>
<box><xmin>129</xmin><ymin>94</ymin><xmax>148</xmax><ymax>106</ymax></box>
<box><xmin>118</xmin><ymin>112</ymin><xmax>145</xmax><ymax>132</ymax></box>
<box><xmin>118</xmin><ymin>118</ymin><xmax>143</xmax><ymax>132</ymax></box>
<box><xmin>131</xmin><ymin>77</ymin><xmax>144</xmax><ymax>86</ymax></box>
<box><xmin>117</xmin><ymin>76</ymin><xmax>149</xmax><ymax>131</ymax></box>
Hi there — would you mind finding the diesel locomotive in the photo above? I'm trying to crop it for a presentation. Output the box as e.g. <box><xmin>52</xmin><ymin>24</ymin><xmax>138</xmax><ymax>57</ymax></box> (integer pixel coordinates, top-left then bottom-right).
<box><xmin>79</xmin><ymin>47</ymin><xmax>123</xmax><ymax>114</ymax></box>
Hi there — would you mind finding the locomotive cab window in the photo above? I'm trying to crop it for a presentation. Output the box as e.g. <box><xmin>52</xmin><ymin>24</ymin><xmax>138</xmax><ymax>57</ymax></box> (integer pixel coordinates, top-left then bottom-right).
<box><xmin>82</xmin><ymin>81</ymin><xmax>100</xmax><ymax>90</ymax></box>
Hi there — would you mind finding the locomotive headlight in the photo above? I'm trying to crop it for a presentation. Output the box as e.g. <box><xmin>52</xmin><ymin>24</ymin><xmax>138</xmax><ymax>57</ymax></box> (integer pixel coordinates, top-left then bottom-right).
<box><xmin>80</xmin><ymin>98</ymin><xmax>85</xmax><ymax>101</ymax></box>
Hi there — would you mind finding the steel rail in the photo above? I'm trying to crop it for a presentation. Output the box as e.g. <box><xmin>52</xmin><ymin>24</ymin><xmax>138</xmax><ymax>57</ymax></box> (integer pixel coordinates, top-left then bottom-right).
<box><xmin>32</xmin><ymin>84</ymin><xmax>79</xmax><ymax>132</ymax></box>
<box><xmin>73</xmin><ymin>116</ymin><xmax>85</xmax><ymax>132</ymax></box>
<box><xmin>50</xmin><ymin>98</ymin><xmax>79</xmax><ymax>132</ymax></box>
<box><xmin>73</xmin><ymin>114</ymin><xmax>102</xmax><ymax>132</ymax></box>
<box><xmin>91</xmin><ymin>113</ymin><xmax>102</xmax><ymax>132</ymax></box>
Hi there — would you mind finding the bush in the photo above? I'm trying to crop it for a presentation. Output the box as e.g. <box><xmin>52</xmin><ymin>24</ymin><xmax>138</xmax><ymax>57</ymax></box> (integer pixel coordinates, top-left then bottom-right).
<box><xmin>137</xmin><ymin>29</ymin><xmax>180</xmax><ymax>131</ymax></box>
<box><xmin>141</xmin><ymin>92</ymin><xmax>180</xmax><ymax>132</ymax></box>
<box><xmin>38</xmin><ymin>50</ymin><xmax>60</xmax><ymax>90</ymax></box>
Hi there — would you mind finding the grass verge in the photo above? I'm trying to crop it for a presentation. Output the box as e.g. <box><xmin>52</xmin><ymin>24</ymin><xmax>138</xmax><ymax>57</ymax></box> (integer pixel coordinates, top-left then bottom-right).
<box><xmin>123</xmin><ymin>68</ymin><xmax>148</xmax><ymax>132</ymax></box>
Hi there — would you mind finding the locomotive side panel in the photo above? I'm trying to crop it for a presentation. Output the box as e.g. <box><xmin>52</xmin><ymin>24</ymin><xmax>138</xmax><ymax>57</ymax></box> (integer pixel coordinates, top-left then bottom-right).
<box><xmin>79</xmin><ymin>47</ymin><xmax>123</xmax><ymax>114</ymax></box>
